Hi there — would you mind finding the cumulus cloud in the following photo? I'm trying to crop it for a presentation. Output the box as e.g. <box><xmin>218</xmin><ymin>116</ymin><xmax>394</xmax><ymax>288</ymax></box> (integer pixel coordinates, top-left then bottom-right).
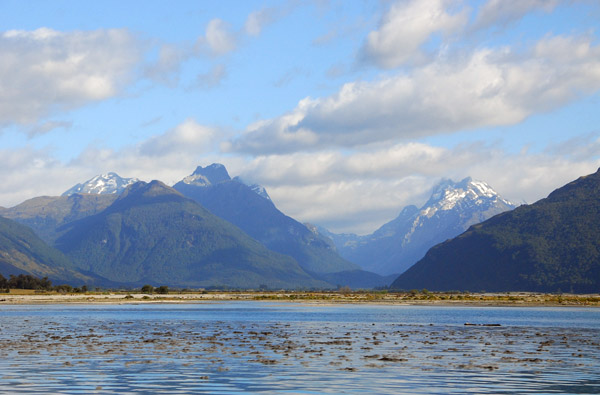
<box><xmin>0</xmin><ymin>147</ymin><xmax>90</xmax><ymax>206</ymax></box>
<box><xmin>138</xmin><ymin>119</ymin><xmax>218</xmax><ymax>156</ymax></box>
<box><xmin>359</xmin><ymin>0</ymin><xmax>468</xmax><ymax>69</ymax></box>
<box><xmin>227</xmin><ymin>35</ymin><xmax>600</xmax><ymax>155</ymax></box>
<box><xmin>2</xmin><ymin>126</ymin><xmax>598</xmax><ymax>235</ymax></box>
<box><xmin>68</xmin><ymin>118</ymin><xmax>229</xmax><ymax>187</ymax></box>
<box><xmin>0</xmin><ymin>28</ymin><xmax>141</xmax><ymax>128</ymax></box>
<box><xmin>235</xmin><ymin>140</ymin><xmax>600</xmax><ymax>234</ymax></box>
<box><xmin>472</xmin><ymin>0</ymin><xmax>559</xmax><ymax>31</ymax></box>
<box><xmin>238</xmin><ymin>143</ymin><xmax>453</xmax><ymax>186</ymax></box>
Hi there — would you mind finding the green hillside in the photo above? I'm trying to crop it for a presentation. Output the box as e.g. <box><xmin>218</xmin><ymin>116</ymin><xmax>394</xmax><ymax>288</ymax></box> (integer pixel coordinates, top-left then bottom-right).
<box><xmin>0</xmin><ymin>216</ymin><xmax>92</xmax><ymax>285</ymax></box>
<box><xmin>55</xmin><ymin>181</ymin><xmax>329</xmax><ymax>289</ymax></box>
<box><xmin>391</xmin><ymin>168</ymin><xmax>600</xmax><ymax>293</ymax></box>
<box><xmin>0</xmin><ymin>194</ymin><xmax>117</xmax><ymax>243</ymax></box>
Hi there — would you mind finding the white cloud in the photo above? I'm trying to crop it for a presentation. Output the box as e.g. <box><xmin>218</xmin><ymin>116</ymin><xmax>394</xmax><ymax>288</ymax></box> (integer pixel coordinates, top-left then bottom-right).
<box><xmin>143</xmin><ymin>43</ymin><xmax>191</xmax><ymax>86</ymax></box>
<box><xmin>359</xmin><ymin>0</ymin><xmax>469</xmax><ymax>69</ymax></box>
<box><xmin>138</xmin><ymin>119</ymin><xmax>218</xmax><ymax>156</ymax></box>
<box><xmin>227</xmin><ymin>35</ymin><xmax>600</xmax><ymax>155</ymax></box>
<box><xmin>26</xmin><ymin>120</ymin><xmax>73</xmax><ymax>137</ymax></box>
<box><xmin>2</xmin><ymin>125</ymin><xmax>598</xmax><ymax>236</ymax></box>
<box><xmin>66</xmin><ymin>118</ymin><xmax>232</xmax><ymax>187</ymax></box>
<box><xmin>203</xmin><ymin>19</ymin><xmax>237</xmax><ymax>56</ymax></box>
<box><xmin>0</xmin><ymin>147</ymin><xmax>90</xmax><ymax>206</ymax></box>
<box><xmin>472</xmin><ymin>0</ymin><xmax>559</xmax><ymax>31</ymax></box>
<box><xmin>245</xmin><ymin>8</ymin><xmax>277</xmax><ymax>36</ymax></box>
<box><xmin>235</xmin><ymin>140</ymin><xmax>600</xmax><ymax>234</ymax></box>
<box><xmin>0</xmin><ymin>28</ymin><xmax>141</xmax><ymax>128</ymax></box>
<box><xmin>244</xmin><ymin>2</ymin><xmax>299</xmax><ymax>36</ymax></box>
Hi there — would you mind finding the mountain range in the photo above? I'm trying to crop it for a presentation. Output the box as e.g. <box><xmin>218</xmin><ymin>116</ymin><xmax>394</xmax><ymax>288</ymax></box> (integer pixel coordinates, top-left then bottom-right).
<box><xmin>321</xmin><ymin>177</ymin><xmax>515</xmax><ymax>275</ymax></box>
<box><xmin>54</xmin><ymin>180</ymin><xmax>327</xmax><ymax>289</ymax></box>
<box><xmin>0</xmin><ymin>194</ymin><xmax>117</xmax><ymax>244</ymax></box>
<box><xmin>62</xmin><ymin>173</ymin><xmax>139</xmax><ymax>196</ymax></box>
<box><xmin>391</xmin><ymin>168</ymin><xmax>600</xmax><ymax>293</ymax></box>
<box><xmin>172</xmin><ymin>165</ymin><xmax>394</xmax><ymax>288</ymax></box>
<box><xmin>173</xmin><ymin>165</ymin><xmax>358</xmax><ymax>274</ymax></box>
<box><xmin>1</xmin><ymin>165</ymin><xmax>598</xmax><ymax>293</ymax></box>
<box><xmin>0</xmin><ymin>165</ymin><xmax>393</xmax><ymax>289</ymax></box>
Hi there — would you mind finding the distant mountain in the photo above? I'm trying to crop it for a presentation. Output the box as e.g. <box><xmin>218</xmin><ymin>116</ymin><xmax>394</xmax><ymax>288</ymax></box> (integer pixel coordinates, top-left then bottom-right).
<box><xmin>62</xmin><ymin>172</ymin><xmax>139</xmax><ymax>196</ymax></box>
<box><xmin>55</xmin><ymin>180</ymin><xmax>329</xmax><ymax>289</ymax></box>
<box><xmin>391</xmin><ymin>168</ymin><xmax>600</xmax><ymax>293</ymax></box>
<box><xmin>173</xmin><ymin>164</ymin><xmax>362</xmax><ymax>277</ymax></box>
<box><xmin>324</xmin><ymin>177</ymin><xmax>516</xmax><ymax>275</ymax></box>
<box><xmin>0</xmin><ymin>216</ymin><xmax>92</xmax><ymax>285</ymax></box>
<box><xmin>0</xmin><ymin>194</ymin><xmax>117</xmax><ymax>244</ymax></box>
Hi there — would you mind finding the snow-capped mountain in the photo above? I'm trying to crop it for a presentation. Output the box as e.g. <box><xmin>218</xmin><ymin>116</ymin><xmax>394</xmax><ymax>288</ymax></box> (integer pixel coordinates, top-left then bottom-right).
<box><xmin>179</xmin><ymin>163</ymin><xmax>272</xmax><ymax>201</ymax></box>
<box><xmin>62</xmin><ymin>173</ymin><xmax>140</xmax><ymax>196</ymax></box>
<box><xmin>323</xmin><ymin>177</ymin><xmax>517</xmax><ymax>276</ymax></box>
<box><xmin>173</xmin><ymin>164</ymin><xmax>363</xmax><ymax>278</ymax></box>
<box><xmin>234</xmin><ymin>178</ymin><xmax>272</xmax><ymax>201</ymax></box>
<box><xmin>181</xmin><ymin>164</ymin><xmax>231</xmax><ymax>187</ymax></box>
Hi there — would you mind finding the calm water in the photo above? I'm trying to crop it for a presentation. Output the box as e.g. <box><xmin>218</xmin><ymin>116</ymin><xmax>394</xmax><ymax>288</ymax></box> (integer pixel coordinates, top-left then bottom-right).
<box><xmin>0</xmin><ymin>302</ymin><xmax>599</xmax><ymax>394</ymax></box>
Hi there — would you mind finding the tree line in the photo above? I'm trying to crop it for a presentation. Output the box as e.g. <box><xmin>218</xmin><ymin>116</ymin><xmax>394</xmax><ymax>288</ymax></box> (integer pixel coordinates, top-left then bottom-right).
<box><xmin>0</xmin><ymin>273</ymin><xmax>88</xmax><ymax>293</ymax></box>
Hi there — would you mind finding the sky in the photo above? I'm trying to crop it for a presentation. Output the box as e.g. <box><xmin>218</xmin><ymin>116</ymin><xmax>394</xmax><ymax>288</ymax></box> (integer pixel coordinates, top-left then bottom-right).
<box><xmin>1</xmin><ymin>0</ymin><xmax>600</xmax><ymax>235</ymax></box>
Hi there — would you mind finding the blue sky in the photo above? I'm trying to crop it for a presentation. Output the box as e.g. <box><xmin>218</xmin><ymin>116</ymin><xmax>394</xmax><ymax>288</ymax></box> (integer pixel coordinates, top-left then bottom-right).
<box><xmin>1</xmin><ymin>0</ymin><xmax>600</xmax><ymax>234</ymax></box>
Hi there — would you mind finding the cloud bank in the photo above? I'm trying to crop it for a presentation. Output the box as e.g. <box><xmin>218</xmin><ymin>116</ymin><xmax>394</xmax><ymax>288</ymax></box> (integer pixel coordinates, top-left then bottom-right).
<box><xmin>227</xmin><ymin>35</ymin><xmax>600</xmax><ymax>155</ymax></box>
<box><xmin>0</xmin><ymin>28</ymin><xmax>140</xmax><ymax>128</ymax></box>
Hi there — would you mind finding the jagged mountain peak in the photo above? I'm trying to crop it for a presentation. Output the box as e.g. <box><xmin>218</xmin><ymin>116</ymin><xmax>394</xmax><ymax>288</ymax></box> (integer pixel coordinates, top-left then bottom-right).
<box><xmin>425</xmin><ymin>177</ymin><xmax>512</xmax><ymax>212</ymax></box>
<box><xmin>62</xmin><ymin>172</ymin><xmax>140</xmax><ymax>196</ymax></box>
<box><xmin>324</xmin><ymin>176</ymin><xmax>516</xmax><ymax>276</ymax></box>
<box><xmin>182</xmin><ymin>163</ymin><xmax>231</xmax><ymax>187</ymax></box>
<box><xmin>178</xmin><ymin>164</ymin><xmax>272</xmax><ymax>201</ymax></box>
<box><xmin>391</xmin><ymin>167</ymin><xmax>600</xmax><ymax>293</ymax></box>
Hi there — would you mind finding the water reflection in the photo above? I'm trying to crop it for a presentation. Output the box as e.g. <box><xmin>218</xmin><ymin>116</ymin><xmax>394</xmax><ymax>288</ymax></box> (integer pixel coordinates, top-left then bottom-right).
<box><xmin>0</xmin><ymin>302</ymin><xmax>599</xmax><ymax>394</ymax></box>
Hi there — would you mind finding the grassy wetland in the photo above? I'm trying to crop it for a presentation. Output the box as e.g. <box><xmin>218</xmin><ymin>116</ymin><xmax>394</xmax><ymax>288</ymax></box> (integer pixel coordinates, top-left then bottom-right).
<box><xmin>1</xmin><ymin>288</ymin><xmax>600</xmax><ymax>307</ymax></box>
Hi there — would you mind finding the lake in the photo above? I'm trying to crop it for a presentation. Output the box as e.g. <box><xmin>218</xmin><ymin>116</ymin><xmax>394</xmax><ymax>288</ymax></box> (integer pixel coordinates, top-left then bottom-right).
<box><xmin>0</xmin><ymin>302</ymin><xmax>599</xmax><ymax>394</ymax></box>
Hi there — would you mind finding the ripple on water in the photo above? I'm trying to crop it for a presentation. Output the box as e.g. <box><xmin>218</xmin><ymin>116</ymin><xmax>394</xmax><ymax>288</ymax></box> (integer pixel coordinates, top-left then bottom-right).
<box><xmin>0</xmin><ymin>303</ymin><xmax>599</xmax><ymax>394</ymax></box>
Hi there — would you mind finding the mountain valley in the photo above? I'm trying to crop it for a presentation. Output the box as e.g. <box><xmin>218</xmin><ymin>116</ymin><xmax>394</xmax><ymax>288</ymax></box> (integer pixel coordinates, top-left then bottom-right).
<box><xmin>321</xmin><ymin>177</ymin><xmax>515</xmax><ymax>275</ymax></box>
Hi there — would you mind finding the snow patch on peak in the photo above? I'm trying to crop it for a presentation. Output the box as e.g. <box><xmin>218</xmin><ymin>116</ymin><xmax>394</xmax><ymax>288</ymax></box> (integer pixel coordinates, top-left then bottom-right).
<box><xmin>423</xmin><ymin>177</ymin><xmax>515</xmax><ymax>215</ymax></box>
<box><xmin>233</xmin><ymin>176</ymin><xmax>272</xmax><ymax>201</ymax></box>
<box><xmin>184</xmin><ymin>163</ymin><xmax>231</xmax><ymax>186</ymax></box>
<box><xmin>249</xmin><ymin>184</ymin><xmax>271</xmax><ymax>201</ymax></box>
<box><xmin>62</xmin><ymin>173</ymin><xmax>139</xmax><ymax>196</ymax></box>
<box><xmin>182</xmin><ymin>173</ymin><xmax>211</xmax><ymax>186</ymax></box>
<box><xmin>469</xmin><ymin>180</ymin><xmax>496</xmax><ymax>198</ymax></box>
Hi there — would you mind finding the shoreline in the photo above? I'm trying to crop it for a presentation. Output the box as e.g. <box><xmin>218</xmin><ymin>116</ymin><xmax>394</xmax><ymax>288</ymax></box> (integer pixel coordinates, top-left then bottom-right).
<box><xmin>1</xmin><ymin>291</ymin><xmax>599</xmax><ymax>307</ymax></box>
